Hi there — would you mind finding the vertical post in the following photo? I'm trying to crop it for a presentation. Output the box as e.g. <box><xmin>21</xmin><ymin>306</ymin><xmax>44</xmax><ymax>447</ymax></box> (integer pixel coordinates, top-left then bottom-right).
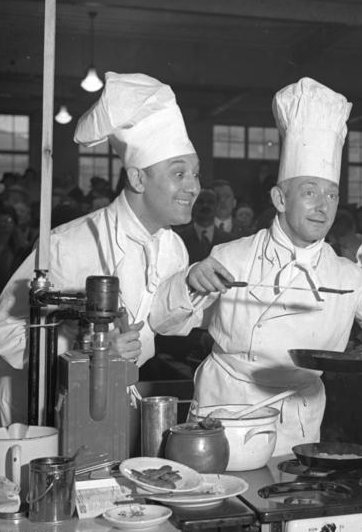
<box><xmin>37</xmin><ymin>0</ymin><xmax>56</xmax><ymax>272</ymax></box>
<box><xmin>28</xmin><ymin>0</ymin><xmax>56</xmax><ymax>425</ymax></box>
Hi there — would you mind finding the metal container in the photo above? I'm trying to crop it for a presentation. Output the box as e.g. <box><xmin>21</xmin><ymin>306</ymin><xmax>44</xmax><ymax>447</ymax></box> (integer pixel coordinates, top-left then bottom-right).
<box><xmin>28</xmin><ymin>456</ymin><xmax>75</xmax><ymax>523</ymax></box>
<box><xmin>165</xmin><ymin>422</ymin><xmax>230</xmax><ymax>473</ymax></box>
<box><xmin>141</xmin><ymin>396</ymin><xmax>178</xmax><ymax>457</ymax></box>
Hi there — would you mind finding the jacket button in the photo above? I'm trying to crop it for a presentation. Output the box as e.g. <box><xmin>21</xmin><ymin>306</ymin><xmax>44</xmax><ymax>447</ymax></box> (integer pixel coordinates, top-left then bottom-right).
<box><xmin>257</xmin><ymin>323</ymin><xmax>262</xmax><ymax>328</ymax></box>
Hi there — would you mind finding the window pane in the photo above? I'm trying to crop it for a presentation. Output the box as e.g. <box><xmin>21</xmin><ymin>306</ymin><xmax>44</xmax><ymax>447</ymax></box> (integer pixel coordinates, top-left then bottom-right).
<box><xmin>0</xmin><ymin>114</ymin><xmax>29</xmax><ymax>152</ymax></box>
<box><xmin>14</xmin><ymin>116</ymin><xmax>29</xmax><ymax>150</ymax></box>
<box><xmin>213</xmin><ymin>125</ymin><xmax>245</xmax><ymax>159</ymax></box>
<box><xmin>248</xmin><ymin>127</ymin><xmax>279</xmax><ymax>160</ymax></box>
<box><xmin>213</xmin><ymin>142</ymin><xmax>229</xmax><ymax>158</ymax></box>
<box><xmin>349</xmin><ymin>132</ymin><xmax>362</xmax><ymax>163</ymax></box>
<box><xmin>229</xmin><ymin>142</ymin><xmax>245</xmax><ymax>158</ymax></box>
<box><xmin>0</xmin><ymin>153</ymin><xmax>28</xmax><ymax>176</ymax></box>
<box><xmin>79</xmin><ymin>142</ymin><xmax>108</xmax><ymax>155</ymax></box>
<box><xmin>79</xmin><ymin>156</ymin><xmax>109</xmax><ymax>194</ymax></box>
<box><xmin>348</xmin><ymin>165</ymin><xmax>362</xmax><ymax>205</ymax></box>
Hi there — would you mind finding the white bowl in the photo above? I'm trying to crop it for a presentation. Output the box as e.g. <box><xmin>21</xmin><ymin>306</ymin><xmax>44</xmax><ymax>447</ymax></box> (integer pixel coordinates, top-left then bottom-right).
<box><xmin>191</xmin><ymin>404</ymin><xmax>279</xmax><ymax>471</ymax></box>
<box><xmin>103</xmin><ymin>504</ymin><xmax>172</xmax><ymax>531</ymax></box>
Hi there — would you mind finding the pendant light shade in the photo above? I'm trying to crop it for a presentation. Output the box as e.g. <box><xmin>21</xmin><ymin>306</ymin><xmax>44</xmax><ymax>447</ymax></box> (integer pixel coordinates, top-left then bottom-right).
<box><xmin>55</xmin><ymin>105</ymin><xmax>73</xmax><ymax>124</ymax></box>
<box><xmin>81</xmin><ymin>11</ymin><xmax>103</xmax><ymax>92</ymax></box>
<box><xmin>81</xmin><ymin>67</ymin><xmax>104</xmax><ymax>92</ymax></box>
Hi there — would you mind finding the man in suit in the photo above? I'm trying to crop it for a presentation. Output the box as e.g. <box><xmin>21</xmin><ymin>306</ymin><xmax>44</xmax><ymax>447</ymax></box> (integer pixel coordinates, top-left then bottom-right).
<box><xmin>212</xmin><ymin>179</ymin><xmax>238</xmax><ymax>235</ymax></box>
<box><xmin>179</xmin><ymin>188</ymin><xmax>234</xmax><ymax>263</ymax></box>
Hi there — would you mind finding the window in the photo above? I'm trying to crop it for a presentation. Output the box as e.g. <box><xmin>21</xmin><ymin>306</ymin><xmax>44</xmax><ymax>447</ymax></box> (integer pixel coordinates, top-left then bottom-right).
<box><xmin>78</xmin><ymin>143</ymin><xmax>121</xmax><ymax>194</ymax></box>
<box><xmin>248</xmin><ymin>127</ymin><xmax>280</xmax><ymax>160</ymax></box>
<box><xmin>213</xmin><ymin>125</ymin><xmax>280</xmax><ymax>160</ymax></box>
<box><xmin>348</xmin><ymin>131</ymin><xmax>362</xmax><ymax>206</ymax></box>
<box><xmin>0</xmin><ymin>114</ymin><xmax>29</xmax><ymax>176</ymax></box>
<box><xmin>213</xmin><ymin>125</ymin><xmax>245</xmax><ymax>159</ymax></box>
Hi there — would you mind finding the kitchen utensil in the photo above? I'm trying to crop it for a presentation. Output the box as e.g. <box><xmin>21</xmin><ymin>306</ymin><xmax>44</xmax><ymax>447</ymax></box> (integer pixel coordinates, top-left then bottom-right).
<box><xmin>103</xmin><ymin>504</ymin><xmax>172</xmax><ymax>531</ymax></box>
<box><xmin>119</xmin><ymin>457</ymin><xmax>202</xmax><ymax>493</ymax></box>
<box><xmin>28</xmin><ymin>456</ymin><xmax>76</xmax><ymax>523</ymax></box>
<box><xmin>292</xmin><ymin>442</ymin><xmax>362</xmax><ymax>470</ymax></box>
<box><xmin>140</xmin><ymin>396</ymin><xmax>178</xmax><ymax>457</ymax></box>
<box><xmin>190</xmin><ymin>405</ymin><xmax>279</xmax><ymax>471</ymax></box>
<box><xmin>145</xmin><ymin>474</ymin><xmax>249</xmax><ymax>509</ymax></box>
<box><xmin>289</xmin><ymin>348</ymin><xmax>362</xmax><ymax>373</ymax></box>
<box><xmin>211</xmin><ymin>390</ymin><xmax>295</xmax><ymax>419</ymax></box>
<box><xmin>164</xmin><ymin>422</ymin><xmax>230</xmax><ymax>473</ymax></box>
<box><xmin>221</xmin><ymin>280</ymin><xmax>353</xmax><ymax>294</ymax></box>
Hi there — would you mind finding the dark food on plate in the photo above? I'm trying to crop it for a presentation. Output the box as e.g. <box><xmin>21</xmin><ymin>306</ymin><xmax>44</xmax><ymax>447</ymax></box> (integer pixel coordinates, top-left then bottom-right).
<box><xmin>131</xmin><ymin>465</ymin><xmax>182</xmax><ymax>489</ymax></box>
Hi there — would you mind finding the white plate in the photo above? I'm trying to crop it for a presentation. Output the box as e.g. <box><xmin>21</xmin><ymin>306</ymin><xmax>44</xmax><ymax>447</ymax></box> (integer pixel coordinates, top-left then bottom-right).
<box><xmin>103</xmin><ymin>504</ymin><xmax>172</xmax><ymax>531</ymax></box>
<box><xmin>120</xmin><ymin>457</ymin><xmax>202</xmax><ymax>494</ymax></box>
<box><xmin>143</xmin><ymin>474</ymin><xmax>249</xmax><ymax>508</ymax></box>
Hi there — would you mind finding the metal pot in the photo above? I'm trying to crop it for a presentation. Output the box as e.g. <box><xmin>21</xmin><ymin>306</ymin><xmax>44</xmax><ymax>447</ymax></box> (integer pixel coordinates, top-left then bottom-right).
<box><xmin>164</xmin><ymin>422</ymin><xmax>230</xmax><ymax>473</ymax></box>
<box><xmin>190</xmin><ymin>404</ymin><xmax>279</xmax><ymax>471</ymax></box>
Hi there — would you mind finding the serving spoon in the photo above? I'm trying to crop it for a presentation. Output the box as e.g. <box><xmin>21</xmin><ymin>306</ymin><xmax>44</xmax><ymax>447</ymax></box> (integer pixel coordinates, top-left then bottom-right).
<box><xmin>208</xmin><ymin>390</ymin><xmax>296</xmax><ymax>420</ymax></box>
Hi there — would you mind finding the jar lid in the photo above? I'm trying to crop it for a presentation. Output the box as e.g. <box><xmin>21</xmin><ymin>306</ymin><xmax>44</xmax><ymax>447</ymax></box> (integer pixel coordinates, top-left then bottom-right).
<box><xmin>169</xmin><ymin>422</ymin><xmax>224</xmax><ymax>436</ymax></box>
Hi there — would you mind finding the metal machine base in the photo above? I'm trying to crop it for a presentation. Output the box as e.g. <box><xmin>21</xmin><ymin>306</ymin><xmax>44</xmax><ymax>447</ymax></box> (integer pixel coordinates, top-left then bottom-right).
<box><xmin>56</xmin><ymin>350</ymin><xmax>138</xmax><ymax>467</ymax></box>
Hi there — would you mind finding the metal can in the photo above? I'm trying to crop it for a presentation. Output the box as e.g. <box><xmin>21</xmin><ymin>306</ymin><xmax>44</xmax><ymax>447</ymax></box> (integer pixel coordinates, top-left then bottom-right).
<box><xmin>141</xmin><ymin>396</ymin><xmax>178</xmax><ymax>457</ymax></box>
<box><xmin>28</xmin><ymin>456</ymin><xmax>75</xmax><ymax>523</ymax></box>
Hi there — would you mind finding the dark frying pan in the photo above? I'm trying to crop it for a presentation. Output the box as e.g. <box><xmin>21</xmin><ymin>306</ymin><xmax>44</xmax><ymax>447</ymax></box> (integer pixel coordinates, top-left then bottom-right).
<box><xmin>293</xmin><ymin>442</ymin><xmax>362</xmax><ymax>470</ymax></box>
<box><xmin>288</xmin><ymin>349</ymin><xmax>362</xmax><ymax>373</ymax></box>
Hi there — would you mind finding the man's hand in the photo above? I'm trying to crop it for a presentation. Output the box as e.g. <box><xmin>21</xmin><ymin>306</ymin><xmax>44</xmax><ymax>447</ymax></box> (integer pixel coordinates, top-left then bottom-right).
<box><xmin>108</xmin><ymin>321</ymin><xmax>144</xmax><ymax>361</ymax></box>
<box><xmin>187</xmin><ymin>256</ymin><xmax>234</xmax><ymax>294</ymax></box>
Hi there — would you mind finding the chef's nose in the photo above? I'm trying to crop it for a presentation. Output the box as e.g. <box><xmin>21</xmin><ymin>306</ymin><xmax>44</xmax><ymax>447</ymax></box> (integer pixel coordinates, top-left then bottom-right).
<box><xmin>316</xmin><ymin>191</ymin><xmax>329</xmax><ymax>212</ymax></box>
<box><xmin>184</xmin><ymin>173</ymin><xmax>201</xmax><ymax>195</ymax></box>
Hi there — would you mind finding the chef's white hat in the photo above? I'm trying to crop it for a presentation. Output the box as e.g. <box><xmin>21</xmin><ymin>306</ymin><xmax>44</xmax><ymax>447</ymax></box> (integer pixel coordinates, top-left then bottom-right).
<box><xmin>273</xmin><ymin>77</ymin><xmax>352</xmax><ymax>184</ymax></box>
<box><xmin>74</xmin><ymin>72</ymin><xmax>196</xmax><ymax>169</ymax></box>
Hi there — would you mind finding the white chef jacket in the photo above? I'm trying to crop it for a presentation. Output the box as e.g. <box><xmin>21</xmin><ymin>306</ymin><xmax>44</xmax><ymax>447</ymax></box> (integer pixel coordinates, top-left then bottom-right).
<box><xmin>151</xmin><ymin>216</ymin><xmax>362</xmax><ymax>454</ymax></box>
<box><xmin>0</xmin><ymin>191</ymin><xmax>189</xmax><ymax>425</ymax></box>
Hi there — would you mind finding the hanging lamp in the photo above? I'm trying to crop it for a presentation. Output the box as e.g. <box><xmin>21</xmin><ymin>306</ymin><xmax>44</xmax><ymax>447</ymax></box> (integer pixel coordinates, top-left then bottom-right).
<box><xmin>81</xmin><ymin>11</ymin><xmax>103</xmax><ymax>92</ymax></box>
<box><xmin>55</xmin><ymin>105</ymin><xmax>73</xmax><ymax>124</ymax></box>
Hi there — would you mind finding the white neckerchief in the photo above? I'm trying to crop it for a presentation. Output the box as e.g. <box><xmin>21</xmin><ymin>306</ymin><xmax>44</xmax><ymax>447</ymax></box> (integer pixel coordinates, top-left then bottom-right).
<box><xmin>111</xmin><ymin>192</ymin><xmax>165</xmax><ymax>293</ymax></box>
<box><xmin>269</xmin><ymin>216</ymin><xmax>324</xmax><ymax>301</ymax></box>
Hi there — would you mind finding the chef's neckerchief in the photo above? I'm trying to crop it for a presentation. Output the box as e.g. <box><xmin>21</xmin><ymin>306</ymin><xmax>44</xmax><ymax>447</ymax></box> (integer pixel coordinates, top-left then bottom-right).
<box><xmin>250</xmin><ymin>216</ymin><xmax>324</xmax><ymax>303</ymax></box>
<box><xmin>112</xmin><ymin>192</ymin><xmax>164</xmax><ymax>294</ymax></box>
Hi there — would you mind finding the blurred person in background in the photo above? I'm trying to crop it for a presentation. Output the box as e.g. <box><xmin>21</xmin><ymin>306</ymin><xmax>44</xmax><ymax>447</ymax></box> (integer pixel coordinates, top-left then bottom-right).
<box><xmin>212</xmin><ymin>179</ymin><xmax>238</xmax><ymax>237</ymax></box>
<box><xmin>233</xmin><ymin>201</ymin><xmax>256</xmax><ymax>237</ymax></box>
<box><xmin>327</xmin><ymin>207</ymin><xmax>362</xmax><ymax>262</ymax></box>
<box><xmin>179</xmin><ymin>188</ymin><xmax>233</xmax><ymax>264</ymax></box>
<box><xmin>0</xmin><ymin>203</ymin><xmax>29</xmax><ymax>292</ymax></box>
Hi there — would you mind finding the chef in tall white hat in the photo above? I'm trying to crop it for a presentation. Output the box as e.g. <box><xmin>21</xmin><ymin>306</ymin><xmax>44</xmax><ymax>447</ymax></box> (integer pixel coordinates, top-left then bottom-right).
<box><xmin>0</xmin><ymin>72</ymin><xmax>200</xmax><ymax>426</ymax></box>
<box><xmin>150</xmin><ymin>77</ymin><xmax>362</xmax><ymax>455</ymax></box>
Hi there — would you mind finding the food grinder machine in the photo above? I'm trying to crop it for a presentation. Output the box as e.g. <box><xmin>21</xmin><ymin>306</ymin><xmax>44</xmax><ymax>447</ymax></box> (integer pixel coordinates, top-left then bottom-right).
<box><xmin>29</xmin><ymin>272</ymin><xmax>138</xmax><ymax>468</ymax></box>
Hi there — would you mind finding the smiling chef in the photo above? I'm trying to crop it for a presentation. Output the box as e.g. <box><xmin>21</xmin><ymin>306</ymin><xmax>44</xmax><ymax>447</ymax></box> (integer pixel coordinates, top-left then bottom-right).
<box><xmin>150</xmin><ymin>77</ymin><xmax>362</xmax><ymax>454</ymax></box>
<box><xmin>0</xmin><ymin>72</ymin><xmax>200</xmax><ymax>426</ymax></box>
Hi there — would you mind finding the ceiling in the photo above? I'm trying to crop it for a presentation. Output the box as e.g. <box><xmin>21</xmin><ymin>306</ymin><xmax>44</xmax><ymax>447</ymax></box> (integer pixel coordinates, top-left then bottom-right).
<box><xmin>2</xmin><ymin>0</ymin><xmax>362</xmax><ymax>123</ymax></box>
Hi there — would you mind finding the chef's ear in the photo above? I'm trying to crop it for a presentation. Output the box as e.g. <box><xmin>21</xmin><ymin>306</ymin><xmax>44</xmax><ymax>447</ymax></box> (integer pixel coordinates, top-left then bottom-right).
<box><xmin>127</xmin><ymin>167</ymin><xmax>145</xmax><ymax>193</ymax></box>
<box><xmin>270</xmin><ymin>185</ymin><xmax>286</xmax><ymax>213</ymax></box>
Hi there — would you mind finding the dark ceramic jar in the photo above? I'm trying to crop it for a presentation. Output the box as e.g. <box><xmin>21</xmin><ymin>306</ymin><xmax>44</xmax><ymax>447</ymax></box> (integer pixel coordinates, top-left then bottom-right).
<box><xmin>164</xmin><ymin>422</ymin><xmax>230</xmax><ymax>473</ymax></box>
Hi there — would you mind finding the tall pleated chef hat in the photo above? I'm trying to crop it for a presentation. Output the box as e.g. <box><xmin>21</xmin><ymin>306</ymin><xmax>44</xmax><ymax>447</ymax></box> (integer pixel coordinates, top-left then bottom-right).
<box><xmin>74</xmin><ymin>72</ymin><xmax>196</xmax><ymax>169</ymax></box>
<box><xmin>272</xmin><ymin>77</ymin><xmax>352</xmax><ymax>184</ymax></box>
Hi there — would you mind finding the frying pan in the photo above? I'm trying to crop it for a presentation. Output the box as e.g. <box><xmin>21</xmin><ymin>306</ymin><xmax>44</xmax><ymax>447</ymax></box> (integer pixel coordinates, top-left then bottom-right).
<box><xmin>288</xmin><ymin>349</ymin><xmax>362</xmax><ymax>373</ymax></box>
<box><xmin>293</xmin><ymin>442</ymin><xmax>362</xmax><ymax>470</ymax></box>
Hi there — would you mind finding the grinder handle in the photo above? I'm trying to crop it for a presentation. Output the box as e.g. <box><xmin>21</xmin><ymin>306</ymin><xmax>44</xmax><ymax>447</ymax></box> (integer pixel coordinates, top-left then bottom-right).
<box><xmin>118</xmin><ymin>306</ymin><xmax>130</xmax><ymax>333</ymax></box>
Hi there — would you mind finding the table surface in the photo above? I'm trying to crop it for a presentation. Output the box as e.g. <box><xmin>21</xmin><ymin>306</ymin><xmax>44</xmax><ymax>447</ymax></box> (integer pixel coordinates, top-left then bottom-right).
<box><xmin>0</xmin><ymin>515</ymin><xmax>179</xmax><ymax>532</ymax></box>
